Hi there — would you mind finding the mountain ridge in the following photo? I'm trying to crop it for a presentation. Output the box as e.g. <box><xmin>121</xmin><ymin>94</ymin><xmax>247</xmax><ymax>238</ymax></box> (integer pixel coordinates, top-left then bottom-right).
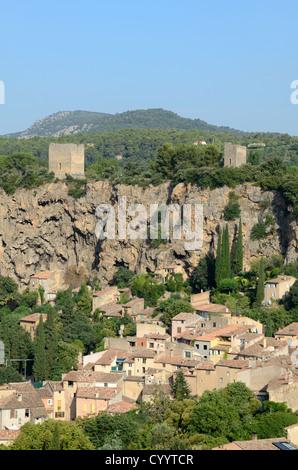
<box><xmin>3</xmin><ymin>108</ymin><xmax>247</xmax><ymax>138</ymax></box>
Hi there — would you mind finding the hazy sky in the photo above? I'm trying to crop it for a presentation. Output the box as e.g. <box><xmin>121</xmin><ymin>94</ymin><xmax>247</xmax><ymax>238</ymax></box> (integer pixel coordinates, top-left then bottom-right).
<box><xmin>1</xmin><ymin>0</ymin><xmax>298</xmax><ymax>135</ymax></box>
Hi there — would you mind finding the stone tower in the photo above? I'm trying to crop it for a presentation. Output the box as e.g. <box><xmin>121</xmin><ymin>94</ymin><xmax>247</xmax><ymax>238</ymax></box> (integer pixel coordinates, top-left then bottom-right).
<box><xmin>49</xmin><ymin>143</ymin><xmax>85</xmax><ymax>179</ymax></box>
<box><xmin>224</xmin><ymin>142</ymin><xmax>247</xmax><ymax>167</ymax></box>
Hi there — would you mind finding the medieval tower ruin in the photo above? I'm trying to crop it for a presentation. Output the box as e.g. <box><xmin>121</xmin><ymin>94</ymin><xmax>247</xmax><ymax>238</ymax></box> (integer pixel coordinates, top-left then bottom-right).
<box><xmin>224</xmin><ymin>142</ymin><xmax>247</xmax><ymax>167</ymax></box>
<box><xmin>49</xmin><ymin>143</ymin><xmax>85</xmax><ymax>178</ymax></box>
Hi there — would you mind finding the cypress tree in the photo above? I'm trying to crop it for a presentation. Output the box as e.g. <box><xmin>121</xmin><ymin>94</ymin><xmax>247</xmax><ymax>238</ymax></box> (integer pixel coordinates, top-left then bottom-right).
<box><xmin>233</xmin><ymin>218</ymin><xmax>243</xmax><ymax>274</ymax></box>
<box><xmin>44</xmin><ymin>308</ymin><xmax>58</xmax><ymax>380</ymax></box>
<box><xmin>33</xmin><ymin>315</ymin><xmax>46</xmax><ymax>382</ymax></box>
<box><xmin>215</xmin><ymin>229</ymin><xmax>222</xmax><ymax>288</ymax></box>
<box><xmin>221</xmin><ymin>224</ymin><xmax>231</xmax><ymax>279</ymax></box>
<box><xmin>255</xmin><ymin>258</ymin><xmax>265</xmax><ymax>307</ymax></box>
<box><xmin>171</xmin><ymin>370</ymin><xmax>191</xmax><ymax>400</ymax></box>
<box><xmin>50</xmin><ymin>422</ymin><xmax>60</xmax><ymax>450</ymax></box>
<box><xmin>266</xmin><ymin>312</ymin><xmax>273</xmax><ymax>337</ymax></box>
<box><xmin>60</xmin><ymin>287</ymin><xmax>74</xmax><ymax>328</ymax></box>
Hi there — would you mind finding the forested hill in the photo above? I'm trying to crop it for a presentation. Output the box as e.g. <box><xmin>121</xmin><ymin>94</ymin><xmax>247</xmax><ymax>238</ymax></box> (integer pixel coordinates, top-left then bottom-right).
<box><xmin>3</xmin><ymin>108</ymin><xmax>246</xmax><ymax>138</ymax></box>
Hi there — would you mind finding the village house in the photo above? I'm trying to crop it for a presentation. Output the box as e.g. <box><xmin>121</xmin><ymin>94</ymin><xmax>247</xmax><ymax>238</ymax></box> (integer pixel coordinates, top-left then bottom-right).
<box><xmin>39</xmin><ymin>381</ymin><xmax>66</xmax><ymax>420</ymax></box>
<box><xmin>92</xmin><ymin>349</ymin><xmax>131</xmax><ymax>373</ymax></box>
<box><xmin>123</xmin><ymin>376</ymin><xmax>145</xmax><ymax>403</ymax></box>
<box><xmin>171</xmin><ymin>313</ymin><xmax>202</xmax><ymax>341</ymax></box>
<box><xmin>122</xmin><ymin>350</ymin><xmax>157</xmax><ymax>377</ymax></box>
<box><xmin>263</xmin><ymin>275</ymin><xmax>296</xmax><ymax>305</ymax></box>
<box><xmin>155</xmin><ymin>264</ymin><xmax>187</xmax><ymax>283</ymax></box>
<box><xmin>122</xmin><ymin>298</ymin><xmax>145</xmax><ymax>319</ymax></box>
<box><xmin>0</xmin><ymin>382</ymin><xmax>47</xmax><ymax>430</ymax></box>
<box><xmin>29</xmin><ymin>270</ymin><xmax>64</xmax><ymax>303</ymax></box>
<box><xmin>92</xmin><ymin>286</ymin><xmax>121</xmax><ymax>313</ymax></box>
<box><xmin>233</xmin><ymin>337</ymin><xmax>289</xmax><ymax>363</ymax></box>
<box><xmin>19</xmin><ymin>313</ymin><xmax>47</xmax><ymax>340</ymax></box>
<box><xmin>193</xmin><ymin>325</ymin><xmax>249</xmax><ymax>363</ymax></box>
<box><xmin>274</xmin><ymin>323</ymin><xmax>298</xmax><ymax>345</ymax></box>
<box><xmin>62</xmin><ymin>369</ymin><xmax>124</xmax><ymax>420</ymax></box>
<box><xmin>75</xmin><ymin>386</ymin><xmax>122</xmax><ymax>418</ymax></box>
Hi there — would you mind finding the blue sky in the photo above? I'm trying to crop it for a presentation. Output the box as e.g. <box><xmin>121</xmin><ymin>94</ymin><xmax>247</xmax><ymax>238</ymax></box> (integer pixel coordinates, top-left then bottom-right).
<box><xmin>1</xmin><ymin>0</ymin><xmax>298</xmax><ymax>135</ymax></box>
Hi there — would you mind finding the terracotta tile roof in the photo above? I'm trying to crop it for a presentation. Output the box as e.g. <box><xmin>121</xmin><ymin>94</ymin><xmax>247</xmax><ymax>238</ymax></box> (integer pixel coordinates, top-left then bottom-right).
<box><xmin>216</xmin><ymin>359</ymin><xmax>250</xmax><ymax>369</ymax></box>
<box><xmin>31</xmin><ymin>271</ymin><xmax>54</xmax><ymax>279</ymax></box>
<box><xmin>193</xmin><ymin>363</ymin><xmax>216</xmax><ymax>371</ymax></box>
<box><xmin>154</xmin><ymin>356</ymin><xmax>200</xmax><ymax>368</ymax></box>
<box><xmin>213</xmin><ymin>437</ymin><xmax>298</xmax><ymax>450</ymax></box>
<box><xmin>20</xmin><ymin>313</ymin><xmax>47</xmax><ymax>323</ymax></box>
<box><xmin>7</xmin><ymin>382</ymin><xmax>36</xmax><ymax>393</ymax></box>
<box><xmin>94</xmin><ymin>349</ymin><xmax>130</xmax><ymax>365</ymax></box>
<box><xmin>131</xmin><ymin>350</ymin><xmax>157</xmax><ymax>359</ymax></box>
<box><xmin>63</xmin><ymin>370</ymin><xmax>123</xmax><ymax>384</ymax></box>
<box><xmin>194</xmin><ymin>303</ymin><xmax>230</xmax><ymax>313</ymax></box>
<box><xmin>147</xmin><ymin>333</ymin><xmax>170</xmax><ymax>340</ymax></box>
<box><xmin>76</xmin><ymin>386</ymin><xmax>121</xmax><ymax>400</ymax></box>
<box><xmin>236</xmin><ymin>338</ymin><xmax>287</xmax><ymax>358</ymax></box>
<box><xmin>265</xmin><ymin>276</ymin><xmax>296</xmax><ymax>284</ymax></box>
<box><xmin>172</xmin><ymin>313</ymin><xmax>198</xmax><ymax>321</ymax></box>
<box><xmin>46</xmin><ymin>381</ymin><xmax>64</xmax><ymax>392</ymax></box>
<box><xmin>108</xmin><ymin>401</ymin><xmax>137</xmax><ymax>413</ymax></box>
<box><xmin>0</xmin><ymin>391</ymin><xmax>47</xmax><ymax>414</ymax></box>
<box><xmin>0</xmin><ymin>430</ymin><xmax>20</xmax><ymax>441</ymax></box>
<box><xmin>195</xmin><ymin>325</ymin><xmax>249</xmax><ymax>343</ymax></box>
<box><xmin>123</xmin><ymin>298</ymin><xmax>144</xmax><ymax>307</ymax></box>
<box><xmin>275</xmin><ymin>323</ymin><xmax>298</xmax><ymax>337</ymax></box>
<box><xmin>267</xmin><ymin>371</ymin><xmax>298</xmax><ymax>391</ymax></box>
<box><xmin>92</xmin><ymin>286</ymin><xmax>119</xmax><ymax>297</ymax></box>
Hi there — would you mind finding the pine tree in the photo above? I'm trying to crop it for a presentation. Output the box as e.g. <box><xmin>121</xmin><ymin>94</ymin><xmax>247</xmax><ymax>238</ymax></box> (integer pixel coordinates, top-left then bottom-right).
<box><xmin>221</xmin><ymin>224</ymin><xmax>231</xmax><ymax>279</ymax></box>
<box><xmin>233</xmin><ymin>218</ymin><xmax>243</xmax><ymax>274</ymax></box>
<box><xmin>255</xmin><ymin>258</ymin><xmax>265</xmax><ymax>307</ymax></box>
<box><xmin>33</xmin><ymin>315</ymin><xmax>46</xmax><ymax>382</ymax></box>
<box><xmin>215</xmin><ymin>229</ymin><xmax>222</xmax><ymax>288</ymax></box>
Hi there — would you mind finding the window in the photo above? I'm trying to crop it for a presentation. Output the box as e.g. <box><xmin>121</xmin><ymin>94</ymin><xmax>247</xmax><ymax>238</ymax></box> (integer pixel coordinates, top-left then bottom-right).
<box><xmin>104</xmin><ymin>383</ymin><xmax>108</xmax><ymax>387</ymax></box>
<box><xmin>220</xmin><ymin>378</ymin><xmax>223</xmax><ymax>383</ymax></box>
<box><xmin>150</xmin><ymin>343</ymin><xmax>154</xmax><ymax>348</ymax></box>
<box><xmin>185</xmin><ymin>351</ymin><xmax>191</xmax><ymax>358</ymax></box>
<box><xmin>204</xmin><ymin>345</ymin><xmax>208</xmax><ymax>350</ymax></box>
<box><xmin>142</xmin><ymin>358</ymin><xmax>146</xmax><ymax>364</ymax></box>
<box><xmin>213</xmin><ymin>322</ymin><xmax>216</xmax><ymax>328</ymax></box>
<box><xmin>25</xmin><ymin>409</ymin><xmax>30</xmax><ymax>417</ymax></box>
<box><xmin>10</xmin><ymin>409</ymin><xmax>15</xmax><ymax>419</ymax></box>
<box><xmin>206</xmin><ymin>371</ymin><xmax>211</xmax><ymax>376</ymax></box>
<box><xmin>83</xmin><ymin>403</ymin><xmax>87</xmax><ymax>412</ymax></box>
<box><xmin>41</xmin><ymin>279</ymin><xmax>45</xmax><ymax>284</ymax></box>
<box><xmin>90</xmin><ymin>404</ymin><xmax>94</xmax><ymax>413</ymax></box>
<box><xmin>177</xmin><ymin>327</ymin><xmax>181</xmax><ymax>333</ymax></box>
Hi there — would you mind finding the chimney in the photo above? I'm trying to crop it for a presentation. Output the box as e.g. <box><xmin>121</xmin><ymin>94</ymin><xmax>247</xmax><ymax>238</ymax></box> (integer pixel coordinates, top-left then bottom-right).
<box><xmin>263</xmin><ymin>338</ymin><xmax>267</xmax><ymax>349</ymax></box>
<box><xmin>251</xmin><ymin>432</ymin><xmax>258</xmax><ymax>441</ymax></box>
<box><xmin>17</xmin><ymin>393</ymin><xmax>22</xmax><ymax>402</ymax></box>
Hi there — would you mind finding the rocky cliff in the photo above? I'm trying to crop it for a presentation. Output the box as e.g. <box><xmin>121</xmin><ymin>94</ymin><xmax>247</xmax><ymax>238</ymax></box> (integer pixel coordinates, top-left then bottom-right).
<box><xmin>0</xmin><ymin>181</ymin><xmax>296</xmax><ymax>288</ymax></box>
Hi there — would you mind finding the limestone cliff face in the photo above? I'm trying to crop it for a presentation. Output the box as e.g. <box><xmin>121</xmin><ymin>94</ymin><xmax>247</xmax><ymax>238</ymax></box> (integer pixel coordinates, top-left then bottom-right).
<box><xmin>0</xmin><ymin>181</ymin><xmax>296</xmax><ymax>288</ymax></box>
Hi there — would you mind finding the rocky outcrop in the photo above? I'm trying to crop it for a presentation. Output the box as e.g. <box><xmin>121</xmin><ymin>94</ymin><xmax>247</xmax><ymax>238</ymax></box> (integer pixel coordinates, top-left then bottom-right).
<box><xmin>0</xmin><ymin>181</ymin><xmax>296</xmax><ymax>288</ymax></box>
